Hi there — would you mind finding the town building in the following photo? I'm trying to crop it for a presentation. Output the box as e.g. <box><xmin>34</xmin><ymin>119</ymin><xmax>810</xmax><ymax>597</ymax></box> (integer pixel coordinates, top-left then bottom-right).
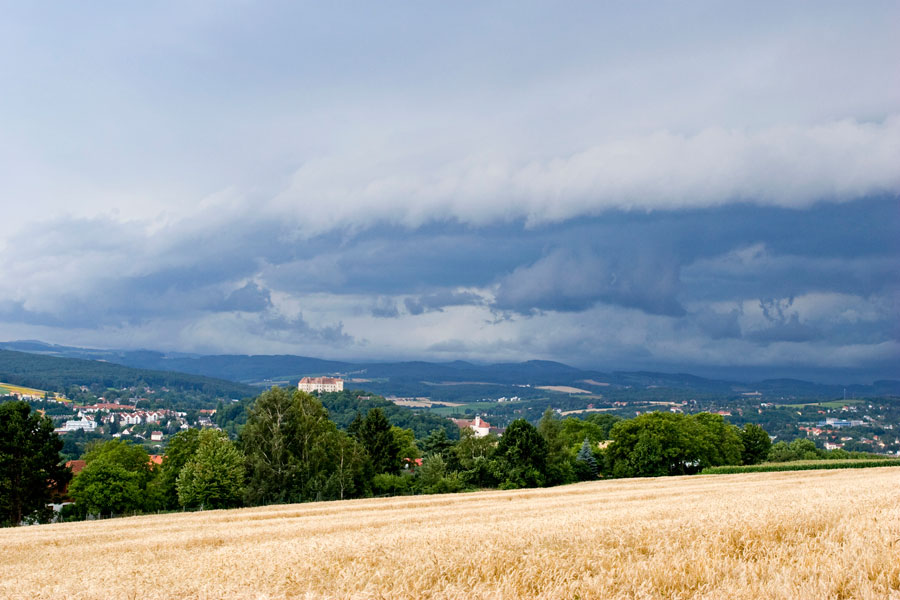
<box><xmin>451</xmin><ymin>415</ymin><xmax>502</xmax><ymax>438</ymax></box>
<box><xmin>298</xmin><ymin>377</ymin><xmax>344</xmax><ymax>393</ymax></box>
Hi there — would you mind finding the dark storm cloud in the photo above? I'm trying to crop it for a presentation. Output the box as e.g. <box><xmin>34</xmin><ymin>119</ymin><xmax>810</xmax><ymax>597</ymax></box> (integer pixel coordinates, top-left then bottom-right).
<box><xmin>404</xmin><ymin>290</ymin><xmax>484</xmax><ymax>316</ymax></box>
<box><xmin>492</xmin><ymin>248</ymin><xmax>685</xmax><ymax>316</ymax></box>
<box><xmin>215</xmin><ymin>282</ymin><xmax>273</xmax><ymax>312</ymax></box>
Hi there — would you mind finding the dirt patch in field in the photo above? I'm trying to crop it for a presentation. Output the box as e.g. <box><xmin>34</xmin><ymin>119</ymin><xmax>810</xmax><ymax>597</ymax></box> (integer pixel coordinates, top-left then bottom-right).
<box><xmin>537</xmin><ymin>385</ymin><xmax>593</xmax><ymax>394</ymax></box>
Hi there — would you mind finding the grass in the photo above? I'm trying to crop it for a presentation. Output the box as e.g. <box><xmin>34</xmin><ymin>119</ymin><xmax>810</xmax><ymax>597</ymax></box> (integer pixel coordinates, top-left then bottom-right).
<box><xmin>701</xmin><ymin>458</ymin><xmax>900</xmax><ymax>474</ymax></box>
<box><xmin>781</xmin><ymin>399</ymin><xmax>864</xmax><ymax>408</ymax></box>
<box><xmin>2</xmin><ymin>468</ymin><xmax>900</xmax><ymax>599</ymax></box>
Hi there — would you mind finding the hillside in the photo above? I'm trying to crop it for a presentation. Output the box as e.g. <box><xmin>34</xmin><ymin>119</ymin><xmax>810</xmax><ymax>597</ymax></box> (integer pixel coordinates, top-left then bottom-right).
<box><xmin>2</xmin><ymin>468</ymin><xmax>897</xmax><ymax>599</ymax></box>
<box><xmin>0</xmin><ymin>349</ymin><xmax>255</xmax><ymax>400</ymax></box>
<box><xmin>3</xmin><ymin>340</ymin><xmax>897</xmax><ymax>401</ymax></box>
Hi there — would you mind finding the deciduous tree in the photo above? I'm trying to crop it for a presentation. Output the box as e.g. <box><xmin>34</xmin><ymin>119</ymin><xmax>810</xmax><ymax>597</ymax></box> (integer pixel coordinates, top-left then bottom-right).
<box><xmin>0</xmin><ymin>401</ymin><xmax>70</xmax><ymax>526</ymax></box>
<box><xmin>176</xmin><ymin>429</ymin><xmax>245</xmax><ymax>509</ymax></box>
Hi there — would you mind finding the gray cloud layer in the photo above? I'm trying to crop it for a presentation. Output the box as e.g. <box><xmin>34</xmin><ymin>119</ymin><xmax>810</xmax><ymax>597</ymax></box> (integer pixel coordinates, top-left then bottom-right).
<box><xmin>0</xmin><ymin>3</ymin><xmax>898</xmax><ymax>380</ymax></box>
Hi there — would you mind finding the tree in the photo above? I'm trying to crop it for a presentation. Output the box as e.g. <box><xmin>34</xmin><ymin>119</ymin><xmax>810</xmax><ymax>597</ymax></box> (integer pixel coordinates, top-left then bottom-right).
<box><xmin>357</xmin><ymin>408</ymin><xmax>401</xmax><ymax>475</ymax></box>
<box><xmin>493</xmin><ymin>419</ymin><xmax>548</xmax><ymax>489</ymax></box>
<box><xmin>606</xmin><ymin>412</ymin><xmax>745</xmax><ymax>478</ymax></box>
<box><xmin>453</xmin><ymin>428</ymin><xmax>498</xmax><ymax>488</ymax></box>
<box><xmin>574</xmin><ymin>438</ymin><xmax>598</xmax><ymax>481</ymax></box>
<box><xmin>176</xmin><ymin>429</ymin><xmax>245</xmax><ymax>509</ymax></box>
<box><xmin>241</xmin><ymin>387</ymin><xmax>362</xmax><ymax>504</ymax></box>
<box><xmin>241</xmin><ymin>387</ymin><xmax>303</xmax><ymax>505</ymax></box>
<box><xmin>740</xmin><ymin>423</ymin><xmax>772</xmax><ymax>465</ymax></box>
<box><xmin>420</xmin><ymin>428</ymin><xmax>454</xmax><ymax>460</ymax></box>
<box><xmin>391</xmin><ymin>426</ymin><xmax>420</xmax><ymax>461</ymax></box>
<box><xmin>692</xmin><ymin>412</ymin><xmax>743</xmax><ymax>468</ymax></box>
<box><xmin>538</xmin><ymin>408</ymin><xmax>576</xmax><ymax>486</ymax></box>
<box><xmin>0</xmin><ymin>401</ymin><xmax>71</xmax><ymax>526</ymax></box>
<box><xmin>69</xmin><ymin>439</ymin><xmax>152</xmax><ymax>517</ymax></box>
<box><xmin>606</xmin><ymin>412</ymin><xmax>703</xmax><ymax>478</ymax></box>
<box><xmin>152</xmin><ymin>428</ymin><xmax>201</xmax><ymax>509</ymax></box>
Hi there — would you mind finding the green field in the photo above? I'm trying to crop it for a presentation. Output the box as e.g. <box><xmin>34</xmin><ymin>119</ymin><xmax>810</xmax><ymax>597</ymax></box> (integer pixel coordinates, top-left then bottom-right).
<box><xmin>701</xmin><ymin>458</ymin><xmax>900</xmax><ymax>474</ymax></box>
<box><xmin>780</xmin><ymin>399</ymin><xmax>863</xmax><ymax>409</ymax></box>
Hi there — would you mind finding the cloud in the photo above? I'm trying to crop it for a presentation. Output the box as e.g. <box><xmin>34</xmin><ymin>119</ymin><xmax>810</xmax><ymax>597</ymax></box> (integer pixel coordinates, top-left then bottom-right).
<box><xmin>404</xmin><ymin>290</ymin><xmax>485</xmax><ymax>316</ymax></box>
<box><xmin>270</xmin><ymin>116</ymin><xmax>900</xmax><ymax>237</ymax></box>
<box><xmin>215</xmin><ymin>282</ymin><xmax>272</xmax><ymax>312</ymax></box>
<box><xmin>492</xmin><ymin>248</ymin><xmax>684</xmax><ymax>316</ymax></box>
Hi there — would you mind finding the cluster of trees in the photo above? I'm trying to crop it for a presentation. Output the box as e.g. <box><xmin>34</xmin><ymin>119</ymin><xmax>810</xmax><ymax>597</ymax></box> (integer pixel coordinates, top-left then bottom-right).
<box><xmin>2</xmin><ymin>390</ymin><xmax>781</xmax><ymax>526</ymax></box>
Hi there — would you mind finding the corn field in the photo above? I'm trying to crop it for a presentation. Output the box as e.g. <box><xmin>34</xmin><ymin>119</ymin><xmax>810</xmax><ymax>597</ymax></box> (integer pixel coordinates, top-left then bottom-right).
<box><xmin>2</xmin><ymin>467</ymin><xmax>899</xmax><ymax>599</ymax></box>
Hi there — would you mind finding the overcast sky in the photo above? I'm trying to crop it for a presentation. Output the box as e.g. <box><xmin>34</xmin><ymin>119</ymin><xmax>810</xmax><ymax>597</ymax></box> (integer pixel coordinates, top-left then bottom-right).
<box><xmin>1</xmin><ymin>2</ymin><xmax>898</xmax><ymax>382</ymax></box>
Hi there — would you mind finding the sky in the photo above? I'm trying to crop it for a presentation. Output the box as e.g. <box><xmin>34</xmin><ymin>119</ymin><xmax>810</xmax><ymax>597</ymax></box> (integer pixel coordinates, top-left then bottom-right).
<box><xmin>1</xmin><ymin>2</ymin><xmax>898</xmax><ymax>382</ymax></box>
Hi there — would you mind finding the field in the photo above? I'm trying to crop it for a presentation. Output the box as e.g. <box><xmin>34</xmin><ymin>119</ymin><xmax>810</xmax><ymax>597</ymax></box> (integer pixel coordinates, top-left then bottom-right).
<box><xmin>0</xmin><ymin>381</ymin><xmax>49</xmax><ymax>397</ymax></box>
<box><xmin>702</xmin><ymin>458</ymin><xmax>900</xmax><ymax>474</ymax></box>
<box><xmin>536</xmin><ymin>385</ymin><xmax>593</xmax><ymax>394</ymax></box>
<box><xmin>2</xmin><ymin>469</ymin><xmax>899</xmax><ymax>599</ymax></box>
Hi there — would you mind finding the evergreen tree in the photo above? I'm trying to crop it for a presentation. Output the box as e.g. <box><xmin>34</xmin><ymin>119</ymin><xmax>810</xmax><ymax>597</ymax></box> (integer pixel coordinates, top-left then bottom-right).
<box><xmin>574</xmin><ymin>438</ymin><xmax>598</xmax><ymax>480</ymax></box>
<box><xmin>357</xmin><ymin>408</ymin><xmax>401</xmax><ymax>475</ymax></box>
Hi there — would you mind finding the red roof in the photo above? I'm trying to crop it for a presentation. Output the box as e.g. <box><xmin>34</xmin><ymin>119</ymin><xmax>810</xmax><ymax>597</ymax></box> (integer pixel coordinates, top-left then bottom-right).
<box><xmin>66</xmin><ymin>460</ymin><xmax>86</xmax><ymax>475</ymax></box>
<box><xmin>148</xmin><ymin>455</ymin><xmax>164</xmax><ymax>465</ymax></box>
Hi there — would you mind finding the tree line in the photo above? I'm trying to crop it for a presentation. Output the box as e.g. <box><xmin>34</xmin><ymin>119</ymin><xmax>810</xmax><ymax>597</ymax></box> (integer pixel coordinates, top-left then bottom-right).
<box><xmin>2</xmin><ymin>388</ymin><xmax>781</xmax><ymax>525</ymax></box>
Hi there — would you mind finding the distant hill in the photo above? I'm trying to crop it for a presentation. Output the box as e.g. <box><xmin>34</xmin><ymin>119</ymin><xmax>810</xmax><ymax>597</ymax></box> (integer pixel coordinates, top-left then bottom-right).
<box><xmin>2</xmin><ymin>340</ymin><xmax>897</xmax><ymax>401</ymax></box>
<box><xmin>0</xmin><ymin>348</ymin><xmax>255</xmax><ymax>400</ymax></box>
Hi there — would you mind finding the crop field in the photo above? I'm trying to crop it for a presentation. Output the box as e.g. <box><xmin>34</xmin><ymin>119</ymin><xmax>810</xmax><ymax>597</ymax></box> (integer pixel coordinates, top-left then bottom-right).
<box><xmin>2</xmin><ymin>468</ymin><xmax>899</xmax><ymax>599</ymax></box>
<box><xmin>0</xmin><ymin>381</ymin><xmax>48</xmax><ymax>397</ymax></box>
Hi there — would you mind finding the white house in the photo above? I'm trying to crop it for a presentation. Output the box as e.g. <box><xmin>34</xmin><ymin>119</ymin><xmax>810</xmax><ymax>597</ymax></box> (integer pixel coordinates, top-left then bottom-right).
<box><xmin>298</xmin><ymin>377</ymin><xmax>344</xmax><ymax>393</ymax></box>
<box><xmin>59</xmin><ymin>418</ymin><xmax>97</xmax><ymax>433</ymax></box>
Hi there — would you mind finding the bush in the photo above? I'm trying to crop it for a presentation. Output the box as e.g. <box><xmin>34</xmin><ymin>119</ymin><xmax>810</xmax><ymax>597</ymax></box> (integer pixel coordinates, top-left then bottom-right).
<box><xmin>372</xmin><ymin>473</ymin><xmax>413</xmax><ymax>496</ymax></box>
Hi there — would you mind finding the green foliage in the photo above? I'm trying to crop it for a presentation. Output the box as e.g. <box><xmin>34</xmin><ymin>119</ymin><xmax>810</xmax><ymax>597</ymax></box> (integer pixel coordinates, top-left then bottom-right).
<box><xmin>768</xmin><ymin>438</ymin><xmax>824</xmax><ymax>462</ymax></box>
<box><xmin>740</xmin><ymin>423</ymin><xmax>772</xmax><ymax>465</ymax></box>
<box><xmin>538</xmin><ymin>409</ymin><xmax>576</xmax><ymax>486</ymax></box>
<box><xmin>241</xmin><ymin>387</ymin><xmax>367</xmax><ymax>505</ymax></box>
<box><xmin>176</xmin><ymin>429</ymin><xmax>245</xmax><ymax>509</ymax></box>
<box><xmin>152</xmin><ymin>428</ymin><xmax>201</xmax><ymax>510</ymax></box>
<box><xmin>357</xmin><ymin>408</ymin><xmax>402</xmax><ymax>475</ymax></box>
<box><xmin>0</xmin><ymin>401</ymin><xmax>70</xmax><ymax>526</ymax></box>
<box><xmin>69</xmin><ymin>439</ymin><xmax>152</xmax><ymax>517</ymax></box>
<box><xmin>574</xmin><ymin>438</ymin><xmax>598</xmax><ymax>481</ymax></box>
<box><xmin>494</xmin><ymin>419</ymin><xmax>548</xmax><ymax>489</ymax></box>
<box><xmin>372</xmin><ymin>473</ymin><xmax>413</xmax><ymax>496</ymax></box>
<box><xmin>582</xmin><ymin>413</ymin><xmax>622</xmax><ymax>439</ymax></box>
<box><xmin>415</xmin><ymin>454</ymin><xmax>467</xmax><ymax>495</ymax></box>
<box><xmin>701</xmin><ymin>458</ymin><xmax>900</xmax><ymax>474</ymax></box>
<box><xmin>391</xmin><ymin>426</ymin><xmax>420</xmax><ymax>460</ymax></box>
<box><xmin>606</xmin><ymin>412</ymin><xmax>745</xmax><ymax>478</ymax></box>
<box><xmin>318</xmin><ymin>390</ymin><xmax>460</xmax><ymax>440</ymax></box>
<box><xmin>0</xmin><ymin>349</ymin><xmax>252</xmax><ymax>403</ymax></box>
<box><xmin>452</xmin><ymin>428</ymin><xmax>498</xmax><ymax>487</ymax></box>
<box><xmin>692</xmin><ymin>412</ymin><xmax>743</xmax><ymax>467</ymax></box>
<box><xmin>420</xmin><ymin>428</ymin><xmax>454</xmax><ymax>460</ymax></box>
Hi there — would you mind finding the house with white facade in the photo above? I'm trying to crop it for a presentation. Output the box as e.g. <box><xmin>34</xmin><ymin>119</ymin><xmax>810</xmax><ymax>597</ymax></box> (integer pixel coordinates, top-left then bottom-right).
<box><xmin>298</xmin><ymin>377</ymin><xmax>344</xmax><ymax>393</ymax></box>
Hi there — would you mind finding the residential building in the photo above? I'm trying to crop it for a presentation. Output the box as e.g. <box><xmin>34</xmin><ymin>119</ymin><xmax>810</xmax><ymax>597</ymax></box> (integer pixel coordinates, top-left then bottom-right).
<box><xmin>298</xmin><ymin>377</ymin><xmax>344</xmax><ymax>393</ymax></box>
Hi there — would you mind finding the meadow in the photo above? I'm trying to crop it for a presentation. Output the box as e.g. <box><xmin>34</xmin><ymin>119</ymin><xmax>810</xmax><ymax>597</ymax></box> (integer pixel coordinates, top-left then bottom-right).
<box><xmin>1</xmin><ymin>468</ymin><xmax>899</xmax><ymax>599</ymax></box>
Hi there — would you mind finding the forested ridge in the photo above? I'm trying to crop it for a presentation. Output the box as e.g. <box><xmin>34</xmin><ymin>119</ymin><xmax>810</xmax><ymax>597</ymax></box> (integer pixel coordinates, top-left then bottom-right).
<box><xmin>0</xmin><ymin>349</ymin><xmax>254</xmax><ymax>400</ymax></box>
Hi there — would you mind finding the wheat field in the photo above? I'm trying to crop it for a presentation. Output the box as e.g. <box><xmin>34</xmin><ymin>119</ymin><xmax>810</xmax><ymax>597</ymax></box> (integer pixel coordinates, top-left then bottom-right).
<box><xmin>2</xmin><ymin>468</ymin><xmax>899</xmax><ymax>600</ymax></box>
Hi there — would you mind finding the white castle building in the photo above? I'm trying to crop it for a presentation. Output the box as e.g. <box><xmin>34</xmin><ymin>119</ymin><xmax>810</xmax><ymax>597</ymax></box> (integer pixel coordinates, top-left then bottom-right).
<box><xmin>298</xmin><ymin>377</ymin><xmax>344</xmax><ymax>393</ymax></box>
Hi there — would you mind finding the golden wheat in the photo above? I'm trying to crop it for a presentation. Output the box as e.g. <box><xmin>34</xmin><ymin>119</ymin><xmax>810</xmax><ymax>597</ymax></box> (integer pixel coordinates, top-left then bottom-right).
<box><xmin>2</xmin><ymin>468</ymin><xmax>899</xmax><ymax>599</ymax></box>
